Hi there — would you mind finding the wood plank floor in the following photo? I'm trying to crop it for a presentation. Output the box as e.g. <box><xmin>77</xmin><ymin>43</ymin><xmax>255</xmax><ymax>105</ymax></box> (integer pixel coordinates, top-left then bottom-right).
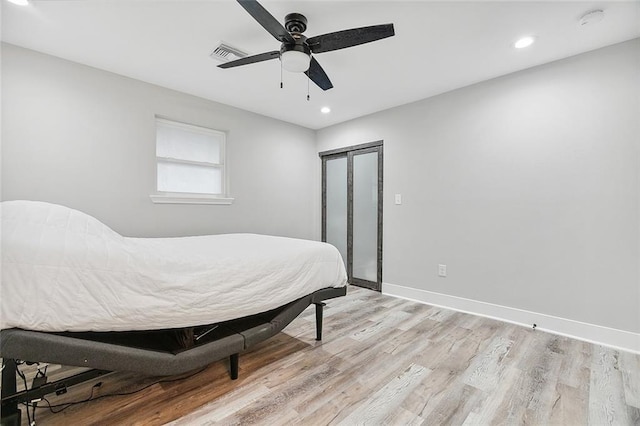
<box><xmin>21</xmin><ymin>286</ymin><xmax>640</xmax><ymax>425</ymax></box>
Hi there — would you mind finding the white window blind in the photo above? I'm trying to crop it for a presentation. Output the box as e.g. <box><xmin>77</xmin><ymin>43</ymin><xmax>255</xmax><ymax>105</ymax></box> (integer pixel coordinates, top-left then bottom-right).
<box><xmin>152</xmin><ymin>118</ymin><xmax>232</xmax><ymax>204</ymax></box>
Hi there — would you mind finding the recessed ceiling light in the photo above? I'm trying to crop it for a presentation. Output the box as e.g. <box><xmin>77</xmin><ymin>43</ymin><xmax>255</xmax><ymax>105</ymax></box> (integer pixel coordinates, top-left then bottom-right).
<box><xmin>7</xmin><ymin>0</ymin><xmax>29</xmax><ymax>5</ymax></box>
<box><xmin>320</xmin><ymin>107</ymin><xmax>331</xmax><ymax>114</ymax></box>
<box><xmin>514</xmin><ymin>36</ymin><xmax>535</xmax><ymax>49</ymax></box>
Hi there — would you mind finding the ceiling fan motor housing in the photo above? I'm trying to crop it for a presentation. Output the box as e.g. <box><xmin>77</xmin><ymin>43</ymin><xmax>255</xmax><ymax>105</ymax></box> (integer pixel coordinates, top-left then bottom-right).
<box><xmin>285</xmin><ymin>13</ymin><xmax>307</xmax><ymax>33</ymax></box>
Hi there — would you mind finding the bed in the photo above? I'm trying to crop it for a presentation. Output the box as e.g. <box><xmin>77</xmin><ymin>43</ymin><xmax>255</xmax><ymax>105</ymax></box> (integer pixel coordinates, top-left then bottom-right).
<box><xmin>0</xmin><ymin>200</ymin><xmax>347</xmax><ymax>425</ymax></box>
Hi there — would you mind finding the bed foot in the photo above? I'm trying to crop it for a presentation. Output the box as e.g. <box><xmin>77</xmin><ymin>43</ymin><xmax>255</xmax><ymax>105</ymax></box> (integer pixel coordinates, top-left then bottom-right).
<box><xmin>230</xmin><ymin>353</ymin><xmax>239</xmax><ymax>380</ymax></box>
<box><xmin>1</xmin><ymin>359</ymin><xmax>21</xmax><ymax>426</ymax></box>
<box><xmin>315</xmin><ymin>302</ymin><xmax>327</xmax><ymax>341</ymax></box>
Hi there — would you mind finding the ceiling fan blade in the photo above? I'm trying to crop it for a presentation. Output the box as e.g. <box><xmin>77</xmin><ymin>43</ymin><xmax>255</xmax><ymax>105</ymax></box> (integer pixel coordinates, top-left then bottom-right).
<box><xmin>237</xmin><ymin>0</ymin><xmax>295</xmax><ymax>44</ymax></box>
<box><xmin>305</xmin><ymin>57</ymin><xmax>333</xmax><ymax>91</ymax></box>
<box><xmin>307</xmin><ymin>24</ymin><xmax>394</xmax><ymax>54</ymax></box>
<box><xmin>218</xmin><ymin>50</ymin><xmax>280</xmax><ymax>69</ymax></box>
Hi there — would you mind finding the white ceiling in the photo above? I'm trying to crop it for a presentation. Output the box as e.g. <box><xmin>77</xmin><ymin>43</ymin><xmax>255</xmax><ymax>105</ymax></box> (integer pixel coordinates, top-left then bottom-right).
<box><xmin>2</xmin><ymin>1</ymin><xmax>639</xmax><ymax>130</ymax></box>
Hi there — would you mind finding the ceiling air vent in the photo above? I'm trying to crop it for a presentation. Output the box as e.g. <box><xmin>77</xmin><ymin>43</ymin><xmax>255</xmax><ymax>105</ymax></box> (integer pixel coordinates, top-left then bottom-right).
<box><xmin>210</xmin><ymin>42</ymin><xmax>248</xmax><ymax>63</ymax></box>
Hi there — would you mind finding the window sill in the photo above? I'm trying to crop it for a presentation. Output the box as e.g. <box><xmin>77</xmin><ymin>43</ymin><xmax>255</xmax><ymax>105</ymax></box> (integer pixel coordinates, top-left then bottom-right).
<box><xmin>150</xmin><ymin>194</ymin><xmax>234</xmax><ymax>205</ymax></box>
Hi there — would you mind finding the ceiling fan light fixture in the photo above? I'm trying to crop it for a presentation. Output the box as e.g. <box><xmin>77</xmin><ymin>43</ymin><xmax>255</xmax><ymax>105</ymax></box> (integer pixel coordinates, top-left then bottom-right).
<box><xmin>281</xmin><ymin>50</ymin><xmax>311</xmax><ymax>73</ymax></box>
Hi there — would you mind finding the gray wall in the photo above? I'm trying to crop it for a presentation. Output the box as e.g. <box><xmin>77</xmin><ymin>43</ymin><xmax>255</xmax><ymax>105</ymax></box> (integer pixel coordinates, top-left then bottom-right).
<box><xmin>2</xmin><ymin>43</ymin><xmax>318</xmax><ymax>239</ymax></box>
<box><xmin>317</xmin><ymin>40</ymin><xmax>640</xmax><ymax>333</ymax></box>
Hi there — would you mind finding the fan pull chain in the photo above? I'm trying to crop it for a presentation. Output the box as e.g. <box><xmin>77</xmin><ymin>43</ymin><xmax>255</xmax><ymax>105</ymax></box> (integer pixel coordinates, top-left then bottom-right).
<box><xmin>280</xmin><ymin>60</ymin><xmax>283</xmax><ymax>89</ymax></box>
<box><xmin>307</xmin><ymin>71</ymin><xmax>310</xmax><ymax>101</ymax></box>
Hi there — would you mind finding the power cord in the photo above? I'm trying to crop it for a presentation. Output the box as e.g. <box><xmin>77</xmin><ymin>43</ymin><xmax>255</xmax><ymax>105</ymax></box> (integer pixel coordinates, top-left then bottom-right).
<box><xmin>40</xmin><ymin>381</ymin><xmax>102</xmax><ymax>414</ymax></box>
<box><xmin>24</xmin><ymin>366</ymin><xmax>207</xmax><ymax>416</ymax></box>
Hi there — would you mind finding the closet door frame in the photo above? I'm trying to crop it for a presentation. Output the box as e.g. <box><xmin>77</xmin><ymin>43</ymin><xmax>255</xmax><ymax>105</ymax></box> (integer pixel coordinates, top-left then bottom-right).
<box><xmin>320</xmin><ymin>140</ymin><xmax>383</xmax><ymax>291</ymax></box>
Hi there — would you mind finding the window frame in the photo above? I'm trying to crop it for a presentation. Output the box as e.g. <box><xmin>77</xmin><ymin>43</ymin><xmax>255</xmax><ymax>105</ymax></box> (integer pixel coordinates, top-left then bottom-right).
<box><xmin>150</xmin><ymin>117</ymin><xmax>234</xmax><ymax>205</ymax></box>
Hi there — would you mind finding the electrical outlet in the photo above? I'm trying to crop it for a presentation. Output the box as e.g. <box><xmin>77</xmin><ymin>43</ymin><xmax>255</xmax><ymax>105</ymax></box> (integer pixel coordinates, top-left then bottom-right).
<box><xmin>438</xmin><ymin>264</ymin><xmax>447</xmax><ymax>277</ymax></box>
<box><xmin>395</xmin><ymin>194</ymin><xmax>402</xmax><ymax>205</ymax></box>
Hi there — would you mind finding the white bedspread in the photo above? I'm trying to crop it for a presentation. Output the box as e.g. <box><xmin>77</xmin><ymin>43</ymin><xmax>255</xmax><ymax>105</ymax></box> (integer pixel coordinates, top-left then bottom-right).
<box><xmin>1</xmin><ymin>201</ymin><xmax>347</xmax><ymax>332</ymax></box>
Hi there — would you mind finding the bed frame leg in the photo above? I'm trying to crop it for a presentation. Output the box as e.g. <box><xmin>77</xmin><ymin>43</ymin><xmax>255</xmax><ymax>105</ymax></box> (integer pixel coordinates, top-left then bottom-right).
<box><xmin>229</xmin><ymin>353</ymin><xmax>239</xmax><ymax>380</ymax></box>
<box><xmin>315</xmin><ymin>302</ymin><xmax>327</xmax><ymax>341</ymax></box>
<box><xmin>1</xmin><ymin>359</ymin><xmax>21</xmax><ymax>426</ymax></box>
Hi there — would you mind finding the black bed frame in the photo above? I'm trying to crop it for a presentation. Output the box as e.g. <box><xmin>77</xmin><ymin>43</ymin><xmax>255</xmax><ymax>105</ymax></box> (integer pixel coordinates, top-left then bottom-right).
<box><xmin>0</xmin><ymin>287</ymin><xmax>346</xmax><ymax>426</ymax></box>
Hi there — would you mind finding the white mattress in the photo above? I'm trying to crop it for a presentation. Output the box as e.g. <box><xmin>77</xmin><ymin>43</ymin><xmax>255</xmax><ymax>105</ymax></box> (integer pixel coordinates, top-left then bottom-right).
<box><xmin>1</xmin><ymin>200</ymin><xmax>347</xmax><ymax>332</ymax></box>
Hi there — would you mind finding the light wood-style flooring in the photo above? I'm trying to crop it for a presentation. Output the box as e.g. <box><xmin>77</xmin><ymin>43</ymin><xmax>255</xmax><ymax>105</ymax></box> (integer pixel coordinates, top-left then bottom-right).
<box><xmin>22</xmin><ymin>286</ymin><xmax>640</xmax><ymax>425</ymax></box>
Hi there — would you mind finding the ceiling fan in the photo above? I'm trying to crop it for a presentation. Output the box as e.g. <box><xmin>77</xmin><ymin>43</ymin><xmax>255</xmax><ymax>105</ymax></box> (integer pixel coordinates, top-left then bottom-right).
<box><xmin>218</xmin><ymin>0</ymin><xmax>395</xmax><ymax>91</ymax></box>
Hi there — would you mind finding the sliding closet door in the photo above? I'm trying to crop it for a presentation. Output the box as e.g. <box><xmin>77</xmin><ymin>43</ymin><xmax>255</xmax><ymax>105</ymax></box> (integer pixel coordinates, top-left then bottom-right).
<box><xmin>321</xmin><ymin>141</ymin><xmax>383</xmax><ymax>291</ymax></box>
<box><xmin>323</xmin><ymin>155</ymin><xmax>348</xmax><ymax>268</ymax></box>
<box><xmin>351</xmin><ymin>149</ymin><xmax>381</xmax><ymax>286</ymax></box>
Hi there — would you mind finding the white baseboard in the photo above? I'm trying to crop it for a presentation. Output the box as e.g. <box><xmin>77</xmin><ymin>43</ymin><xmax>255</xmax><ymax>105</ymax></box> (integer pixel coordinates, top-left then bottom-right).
<box><xmin>382</xmin><ymin>282</ymin><xmax>640</xmax><ymax>355</ymax></box>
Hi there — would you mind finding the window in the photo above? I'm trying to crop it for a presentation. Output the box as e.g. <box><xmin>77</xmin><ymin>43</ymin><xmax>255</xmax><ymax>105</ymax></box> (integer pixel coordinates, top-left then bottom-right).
<box><xmin>150</xmin><ymin>118</ymin><xmax>233</xmax><ymax>204</ymax></box>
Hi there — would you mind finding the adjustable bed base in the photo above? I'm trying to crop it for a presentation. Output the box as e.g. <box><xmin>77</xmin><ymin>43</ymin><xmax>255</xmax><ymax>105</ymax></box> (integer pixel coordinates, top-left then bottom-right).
<box><xmin>0</xmin><ymin>286</ymin><xmax>346</xmax><ymax>426</ymax></box>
